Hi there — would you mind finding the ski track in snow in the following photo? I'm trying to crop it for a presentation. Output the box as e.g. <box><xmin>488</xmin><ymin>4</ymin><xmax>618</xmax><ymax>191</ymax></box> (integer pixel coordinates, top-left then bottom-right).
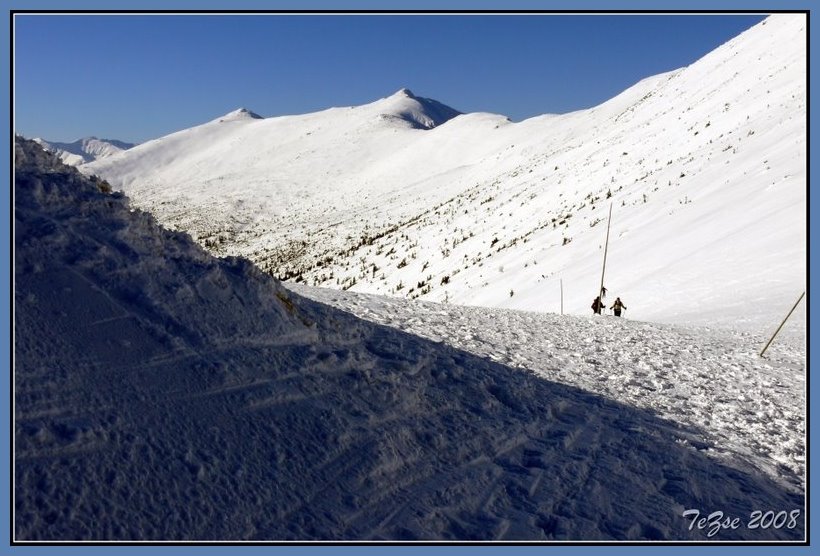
<box><xmin>289</xmin><ymin>284</ymin><xmax>806</xmax><ymax>493</ymax></box>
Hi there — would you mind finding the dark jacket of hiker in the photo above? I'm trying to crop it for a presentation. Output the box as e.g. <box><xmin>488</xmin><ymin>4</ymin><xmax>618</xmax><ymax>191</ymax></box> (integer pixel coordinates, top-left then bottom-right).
<box><xmin>611</xmin><ymin>298</ymin><xmax>627</xmax><ymax>317</ymax></box>
<box><xmin>591</xmin><ymin>296</ymin><xmax>604</xmax><ymax>314</ymax></box>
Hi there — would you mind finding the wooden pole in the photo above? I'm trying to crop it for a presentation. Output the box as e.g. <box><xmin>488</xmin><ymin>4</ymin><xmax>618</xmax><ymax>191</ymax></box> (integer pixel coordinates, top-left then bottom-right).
<box><xmin>598</xmin><ymin>204</ymin><xmax>613</xmax><ymax>306</ymax></box>
<box><xmin>560</xmin><ymin>279</ymin><xmax>564</xmax><ymax>315</ymax></box>
<box><xmin>760</xmin><ymin>291</ymin><xmax>805</xmax><ymax>357</ymax></box>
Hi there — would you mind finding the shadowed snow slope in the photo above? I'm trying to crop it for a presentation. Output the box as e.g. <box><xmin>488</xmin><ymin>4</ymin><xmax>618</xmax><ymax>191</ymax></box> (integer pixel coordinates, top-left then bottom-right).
<box><xmin>15</xmin><ymin>139</ymin><xmax>803</xmax><ymax>541</ymax></box>
<box><xmin>84</xmin><ymin>15</ymin><xmax>806</xmax><ymax>331</ymax></box>
<box><xmin>291</xmin><ymin>283</ymin><xmax>806</xmax><ymax>494</ymax></box>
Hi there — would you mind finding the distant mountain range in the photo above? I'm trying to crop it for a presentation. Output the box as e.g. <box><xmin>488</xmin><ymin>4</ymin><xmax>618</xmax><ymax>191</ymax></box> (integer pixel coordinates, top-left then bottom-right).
<box><xmin>33</xmin><ymin>136</ymin><xmax>135</xmax><ymax>166</ymax></box>
<box><xmin>82</xmin><ymin>14</ymin><xmax>806</xmax><ymax>330</ymax></box>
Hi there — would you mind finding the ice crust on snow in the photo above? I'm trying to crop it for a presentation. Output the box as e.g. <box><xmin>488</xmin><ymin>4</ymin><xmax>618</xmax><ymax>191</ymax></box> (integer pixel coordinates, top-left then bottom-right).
<box><xmin>14</xmin><ymin>138</ymin><xmax>804</xmax><ymax>541</ymax></box>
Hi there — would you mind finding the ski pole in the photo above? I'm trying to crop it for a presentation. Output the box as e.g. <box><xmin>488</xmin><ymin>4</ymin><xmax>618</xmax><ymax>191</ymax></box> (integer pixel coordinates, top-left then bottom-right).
<box><xmin>760</xmin><ymin>291</ymin><xmax>805</xmax><ymax>357</ymax></box>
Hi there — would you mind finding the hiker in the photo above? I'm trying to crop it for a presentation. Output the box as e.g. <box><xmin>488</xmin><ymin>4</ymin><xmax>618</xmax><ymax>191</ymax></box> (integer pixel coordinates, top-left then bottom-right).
<box><xmin>591</xmin><ymin>296</ymin><xmax>604</xmax><ymax>315</ymax></box>
<box><xmin>610</xmin><ymin>297</ymin><xmax>627</xmax><ymax>317</ymax></box>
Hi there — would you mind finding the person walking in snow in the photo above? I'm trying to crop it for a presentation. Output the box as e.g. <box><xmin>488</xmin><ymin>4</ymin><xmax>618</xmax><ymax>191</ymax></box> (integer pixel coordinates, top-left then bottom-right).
<box><xmin>591</xmin><ymin>296</ymin><xmax>604</xmax><ymax>315</ymax></box>
<box><xmin>610</xmin><ymin>297</ymin><xmax>627</xmax><ymax>317</ymax></box>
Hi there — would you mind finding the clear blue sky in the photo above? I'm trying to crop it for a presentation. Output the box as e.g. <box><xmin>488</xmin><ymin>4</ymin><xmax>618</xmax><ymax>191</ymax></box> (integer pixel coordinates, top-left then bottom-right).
<box><xmin>14</xmin><ymin>13</ymin><xmax>766</xmax><ymax>143</ymax></box>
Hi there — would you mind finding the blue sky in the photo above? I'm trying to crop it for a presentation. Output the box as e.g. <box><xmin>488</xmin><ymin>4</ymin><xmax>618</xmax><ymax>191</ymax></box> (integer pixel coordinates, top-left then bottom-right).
<box><xmin>14</xmin><ymin>13</ymin><xmax>766</xmax><ymax>143</ymax></box>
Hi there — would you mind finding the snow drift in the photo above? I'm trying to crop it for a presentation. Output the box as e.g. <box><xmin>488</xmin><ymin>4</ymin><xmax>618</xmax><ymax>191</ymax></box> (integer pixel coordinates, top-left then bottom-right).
<box><xmin>14</xmin><ymin>138</ymin><xmax>803</xmax><ymax>541</ymax></box>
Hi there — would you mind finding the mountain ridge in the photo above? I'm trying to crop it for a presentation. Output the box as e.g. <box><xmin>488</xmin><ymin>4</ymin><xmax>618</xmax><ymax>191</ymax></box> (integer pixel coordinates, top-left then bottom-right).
<box><xmin>34</xmin><ymin>136</ymin><xmax>135</xmax><ymax>166</ymax></box>
<box><xmin>82</xmin><ymin>14</ymin><xmax>806</xmax><ymax>330</ymax></box>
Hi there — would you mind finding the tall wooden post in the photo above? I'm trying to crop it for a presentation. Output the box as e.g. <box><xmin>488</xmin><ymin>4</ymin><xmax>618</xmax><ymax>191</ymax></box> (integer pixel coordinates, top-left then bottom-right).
<box><xmin>598</xmin><ymin>204</ymin><xmax>613</xmax><ymax>305</ymax></box>
<box><xmin>560</xmin><ymin>279</ymin><xmax>564</xmax><ymax>316</ymax></box>
<box><xmin>760</xmin><ymin>291</ymin><xmax>805</xmax><ymax>357</ymax></box>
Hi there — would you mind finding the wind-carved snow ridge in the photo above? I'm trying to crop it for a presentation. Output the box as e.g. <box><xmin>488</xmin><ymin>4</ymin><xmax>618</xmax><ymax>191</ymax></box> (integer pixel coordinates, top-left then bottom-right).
<box><xmin>83</xmin><ymin>15</ymin><xmax>806</xmax><ymax>333</ymax></box>
<box><xmin>15</xmin><ymin>138</ymin><xmax>804</xmax><ymax>541</ymax></box>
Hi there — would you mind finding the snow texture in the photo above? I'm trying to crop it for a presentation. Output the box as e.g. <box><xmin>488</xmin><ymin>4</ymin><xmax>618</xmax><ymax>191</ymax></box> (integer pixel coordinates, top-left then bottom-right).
<box><xmin>14</xmin><ymin>138</ymin><xmax>804</xmax><ymax>541</ymax></box>
<box><xmin>290</xmin><ymin>283</ymin><xmax>806</xmax><ymax>495</ymax></box>
<box><xmin>83</xmin><ymin>15</ymin><xmax>806</xmax><ymax>333</ymax></box>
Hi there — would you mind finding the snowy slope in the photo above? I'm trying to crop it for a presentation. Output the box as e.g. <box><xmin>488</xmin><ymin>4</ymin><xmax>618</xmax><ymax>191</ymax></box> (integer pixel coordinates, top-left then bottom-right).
<box><xmin>84</xmin><ymin>15</ymin><xmax>806</xmax><ymax>332</ymax></box>
<box><xmin>34</xmin><ymin>136</ymin><xmax>135</xmax><ymax>166</ymax></box>
<box><xmin>14</xmin><ymin>139</ymin><xmax>804</xmax><ymax>541</ymax></box>
<box><xmin>291</xmin><ymin>283</ymin><xmax>806</xmax><ymax>491</ymax></box>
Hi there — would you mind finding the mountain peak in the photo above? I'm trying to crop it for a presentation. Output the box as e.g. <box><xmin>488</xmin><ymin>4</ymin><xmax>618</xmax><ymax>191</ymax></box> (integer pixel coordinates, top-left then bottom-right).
<box><xmin>377</xmin><ymin>89</ymin><xmax>461</xmax><ymax>130</ymax></box>
<box><xmin>394</xmin><ymin>88</ymin><xmax>415</xmax><ymax>98</ymax></box>
<box><xmin>218</xmin><ymin>107</ymin><xmax>264</xmax><ymax>122</ymax></box>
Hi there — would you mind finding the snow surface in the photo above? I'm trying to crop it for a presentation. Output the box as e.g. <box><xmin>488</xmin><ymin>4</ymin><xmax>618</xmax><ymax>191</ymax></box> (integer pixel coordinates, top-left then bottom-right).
<box><xmin>289</xmin><ymin>283</ymin><xmax>806</xmax><ymax>493</ymax></box>
<box><xmin>83</xmin><ymin>15</ymin><xmax>806</xmax><ymax>332</ymax></box>
<box><xmin>34</xmin><ymin>137</ymin><xmax>135</xmax><ymax>166</ymax></box>
<box><xmin>14</xmin><ymin>138</ymin><xmax>805</xmax><ymax>541</ymax></box>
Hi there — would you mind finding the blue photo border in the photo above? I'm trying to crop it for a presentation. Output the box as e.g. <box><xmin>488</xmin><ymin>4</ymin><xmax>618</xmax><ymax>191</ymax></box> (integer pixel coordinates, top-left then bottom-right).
<box><xmin>3</xmin><ymin>1</ymin><xmax>813</xmax><ymax>555</ymax></box>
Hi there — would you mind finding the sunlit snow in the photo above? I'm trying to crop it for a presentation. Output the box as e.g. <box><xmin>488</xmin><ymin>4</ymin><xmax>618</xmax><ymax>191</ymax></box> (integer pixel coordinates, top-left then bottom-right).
<box><xmin>15</xmin><ymin>14</ymin><xmax>806</xmax><ymax>542</ymax></box>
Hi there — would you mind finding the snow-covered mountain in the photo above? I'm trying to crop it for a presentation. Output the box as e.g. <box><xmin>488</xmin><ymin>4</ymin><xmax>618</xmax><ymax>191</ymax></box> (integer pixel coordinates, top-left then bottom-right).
<box><xmin>35</xmin><ymin>136</ymin><xmax>135</xmax><ymax>166</ymax></box>
<box><xmin>14</xmin><ymin>138</ymin><xmax>805</xmax><ymax>540</ymax></box>
<box><xmin>84</xmin><ymin>15</ymin><xmax>806</xmax><ymax>332</ymax></box>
